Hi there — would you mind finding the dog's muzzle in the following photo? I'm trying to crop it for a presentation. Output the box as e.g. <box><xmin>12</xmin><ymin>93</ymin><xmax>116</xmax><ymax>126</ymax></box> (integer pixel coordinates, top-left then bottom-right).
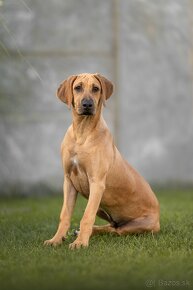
<box><xmin>80</xmin><ymin>98</ymin><xmax>94</xmax><ymax>115</ymax></box>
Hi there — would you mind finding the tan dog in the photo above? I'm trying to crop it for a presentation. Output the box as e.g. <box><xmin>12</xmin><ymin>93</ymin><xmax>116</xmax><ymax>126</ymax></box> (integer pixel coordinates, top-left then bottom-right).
<box><xmin>44</xmin><ymin>73</ymin><xmax>160</xmax><ymax>249</ymax></box>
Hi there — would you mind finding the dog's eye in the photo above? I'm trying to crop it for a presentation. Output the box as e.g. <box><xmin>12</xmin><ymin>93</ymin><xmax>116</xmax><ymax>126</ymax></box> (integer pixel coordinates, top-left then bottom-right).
<box><xmin>93</xmin><ymin>86</ymin><xmax>99</xmax><ymax>92</ymax></box>
<box><xmin>74</xmin><ymin>85</ymin><xmax>82</xmax><ymax>92</ymax></box>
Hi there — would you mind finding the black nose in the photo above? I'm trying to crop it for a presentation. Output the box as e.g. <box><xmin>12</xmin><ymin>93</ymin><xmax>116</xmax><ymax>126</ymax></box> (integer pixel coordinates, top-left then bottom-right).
<box><xmin>81</xmin><ymin>98</ymin><xmax>94</xmax><ymax>109</ymax></box>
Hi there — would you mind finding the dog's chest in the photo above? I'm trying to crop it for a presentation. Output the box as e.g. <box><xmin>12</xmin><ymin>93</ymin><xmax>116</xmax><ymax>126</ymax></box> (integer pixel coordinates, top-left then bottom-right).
<box><xmin>71</xmin><ymin>156</ymin><xmax>79</xmax><ymax>175</ymax></box>
<box><xmin>69</xmin><ymin>155</ymin><xmax>90</xmax><ymax>198</ymax></box>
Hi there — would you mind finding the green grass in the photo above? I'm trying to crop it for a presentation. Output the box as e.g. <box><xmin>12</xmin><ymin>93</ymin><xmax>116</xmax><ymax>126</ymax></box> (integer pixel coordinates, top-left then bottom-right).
<box><xmin>0</xmin><ymin>189</ymin><xmax>193</xmax><ymax>290</ymax></box>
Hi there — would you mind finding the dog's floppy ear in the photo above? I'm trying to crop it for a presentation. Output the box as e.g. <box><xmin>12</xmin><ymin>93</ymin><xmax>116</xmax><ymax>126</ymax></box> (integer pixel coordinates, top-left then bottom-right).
<box><xmin>94</xmin><ymin>73</ymin><xmax>113</xmax><ymax>104</ymax></box>
<box><xmin>56</xmin><ymin>75</ymin><xmax>77</xmax><ymax>108</ymax></box>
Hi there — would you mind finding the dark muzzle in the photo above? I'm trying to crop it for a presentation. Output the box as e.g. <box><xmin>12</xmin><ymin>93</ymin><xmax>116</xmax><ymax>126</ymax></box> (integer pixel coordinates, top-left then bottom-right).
<box><xmin>81</xmin><ymin>98</ymin><xmax>94</xmax><ymax>115</ymax></box>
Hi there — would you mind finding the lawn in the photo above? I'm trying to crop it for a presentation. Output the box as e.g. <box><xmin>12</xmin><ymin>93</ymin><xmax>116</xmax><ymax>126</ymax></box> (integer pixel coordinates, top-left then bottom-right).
<box><xmin>0</xmin><ymin>189</ymin><xmax>193</xmax><ymax>290</ymax></box>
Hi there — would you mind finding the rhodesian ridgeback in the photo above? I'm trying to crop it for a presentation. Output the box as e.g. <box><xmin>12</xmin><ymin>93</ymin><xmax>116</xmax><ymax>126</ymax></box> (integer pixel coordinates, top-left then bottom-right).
<box><xmin>44</xmin><ymin>73</ymin><xmax>160</xmax><ymax>249</ymax></box>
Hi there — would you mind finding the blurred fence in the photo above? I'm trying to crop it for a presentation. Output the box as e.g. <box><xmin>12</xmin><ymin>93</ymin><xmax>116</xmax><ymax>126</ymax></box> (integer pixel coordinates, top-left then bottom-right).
<box><xmin>0</xmin><ymin>0</ymin><xmax>193</xmax><ymax>195</ymax></box>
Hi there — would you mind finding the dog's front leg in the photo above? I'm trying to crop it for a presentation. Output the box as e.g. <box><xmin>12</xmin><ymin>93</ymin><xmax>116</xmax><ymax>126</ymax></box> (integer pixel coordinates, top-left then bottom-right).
<box><xmin>44</xmin><ymin>176</ymin><xmax>77</xmax><ymax>246</ymax></box>
<box><xmin>69</xmin><ymin>180</ymin><xmax>105</xmax><ymax>250</ymax></box>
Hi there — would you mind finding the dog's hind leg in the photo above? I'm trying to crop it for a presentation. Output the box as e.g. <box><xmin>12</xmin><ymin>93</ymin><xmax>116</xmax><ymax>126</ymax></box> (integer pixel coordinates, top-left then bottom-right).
<box><xmin>116</xmin><ymin>215</ymin><xmax>160</xmax><ymax>235</ymax></box>
<box><xmin>91</xmin><ymin>224</ymin><xmax>117</xmax><ymax>236</ymax></box>
<box><xmin>91</xmin><ymin>208</ymin><xmax>118</xmax><ymax>236</ymax></box>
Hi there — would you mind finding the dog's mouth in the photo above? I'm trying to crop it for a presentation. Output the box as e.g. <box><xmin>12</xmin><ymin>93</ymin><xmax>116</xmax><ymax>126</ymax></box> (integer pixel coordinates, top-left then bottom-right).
<box><xmin>78</xmin><ymin>108</ymin><xmax>95</xmax><ymax>116</ymax></box>
<box><xmin>80</xmin><ymin>111</ymin><xmax>94</xmax><ymax>116</ymax></box>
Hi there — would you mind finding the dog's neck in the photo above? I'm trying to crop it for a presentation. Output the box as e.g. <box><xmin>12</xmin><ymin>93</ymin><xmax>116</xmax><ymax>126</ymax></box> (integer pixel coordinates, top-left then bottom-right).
<box><xmin>72</xmin><ymin>106</ymin><xmax>105</xmax><ymax>144</ymax></box>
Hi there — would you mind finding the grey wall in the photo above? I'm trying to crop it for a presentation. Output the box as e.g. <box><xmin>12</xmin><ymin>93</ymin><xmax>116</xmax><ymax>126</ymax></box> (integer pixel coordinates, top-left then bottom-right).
<box><xmin>0</xmin><ymin>0</ymin><xmax>193</xmax><ymax>194</ymax></box>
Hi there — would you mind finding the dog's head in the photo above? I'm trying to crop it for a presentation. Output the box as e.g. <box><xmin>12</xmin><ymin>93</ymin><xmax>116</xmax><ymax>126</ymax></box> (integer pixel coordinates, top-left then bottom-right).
<box><xmin>56</xmin><ymin>73</ymin><xmax>113</xmax><ymax>116</ymax></box>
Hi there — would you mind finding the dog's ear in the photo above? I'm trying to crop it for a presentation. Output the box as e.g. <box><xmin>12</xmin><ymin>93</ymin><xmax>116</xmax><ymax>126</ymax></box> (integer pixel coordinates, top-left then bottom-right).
<box><xmin>56</xmin><ymin>75</ymin><xmax>77</xmax><ymax>108</ymax></box>
<box><xmin>94</xmin><ymin>73</ymin><xmax>113</xmax><ymax>104</ymax></box>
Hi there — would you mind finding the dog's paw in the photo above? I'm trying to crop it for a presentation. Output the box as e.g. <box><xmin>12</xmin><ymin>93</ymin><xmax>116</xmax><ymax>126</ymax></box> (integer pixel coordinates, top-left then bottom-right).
<box><xmin>69</xmin><ymin>239</ymin><xmax>88</xmax><ymax>250</ymax></box>
<box><xmin>44</xmin><ymin>237</ymin><xmax>65</xmax><ymax>247</ymax></box>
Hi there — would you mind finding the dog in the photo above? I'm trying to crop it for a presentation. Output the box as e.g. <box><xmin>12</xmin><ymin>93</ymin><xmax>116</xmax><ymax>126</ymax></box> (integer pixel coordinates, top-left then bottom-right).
<box><xmin>44</xmin><ymin>73</ymin><xmax>160</xmax><ymax>249</ymax></box>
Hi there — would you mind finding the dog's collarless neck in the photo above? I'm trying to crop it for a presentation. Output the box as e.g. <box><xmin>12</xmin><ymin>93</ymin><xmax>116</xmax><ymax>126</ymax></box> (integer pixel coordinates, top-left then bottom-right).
<box><xmin>72</xmin><ymin>113</ymin><xmax>105</xmax><ymax>144</ymax></box>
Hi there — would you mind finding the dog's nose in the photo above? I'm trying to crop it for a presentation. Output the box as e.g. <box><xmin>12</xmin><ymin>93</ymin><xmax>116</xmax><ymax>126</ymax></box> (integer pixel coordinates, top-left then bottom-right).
<box><xmin>81</xmin><ymin>98</ymin><xmax>94</xmax><ymax>109</ymax></box>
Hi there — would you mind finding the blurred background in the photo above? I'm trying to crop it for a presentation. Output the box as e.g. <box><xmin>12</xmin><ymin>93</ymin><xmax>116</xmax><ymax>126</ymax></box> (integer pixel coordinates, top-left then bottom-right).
<box><xmin>0</xmin><ymin>0</ymin><xmax>193</xmax><ymax>195</ymax></box>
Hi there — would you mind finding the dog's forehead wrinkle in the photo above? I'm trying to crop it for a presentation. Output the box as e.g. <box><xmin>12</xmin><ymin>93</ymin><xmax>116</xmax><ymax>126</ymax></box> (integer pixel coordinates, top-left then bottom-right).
<box><xmin>75</xmin><ymin>74</ymin><xmax>100</xmax><ymax>87</ymax></box>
